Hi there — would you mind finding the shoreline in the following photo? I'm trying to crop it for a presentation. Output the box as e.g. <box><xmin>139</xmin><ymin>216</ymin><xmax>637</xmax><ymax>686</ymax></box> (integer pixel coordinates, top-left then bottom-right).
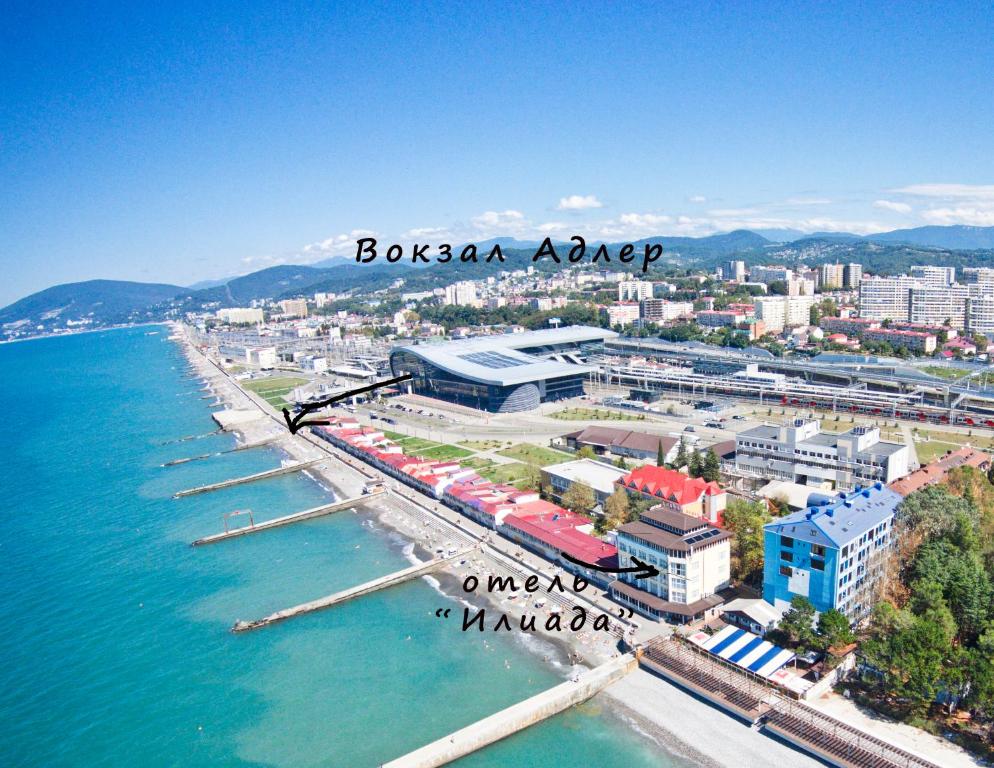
<box><xmin>167</xmin><ymin>324</ymin><xmax>850</xmax><ymax>768</ymax></box>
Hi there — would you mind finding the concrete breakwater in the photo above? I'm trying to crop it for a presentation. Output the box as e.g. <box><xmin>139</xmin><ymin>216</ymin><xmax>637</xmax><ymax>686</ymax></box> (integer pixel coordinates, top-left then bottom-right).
<box><xmin>381</xmin><ymin>653</ymin><xmax>639</xmax><ymax>768</ymax></box>
<box><xmin>232</xmin><ymin>547</ymin><xmax>475</xmax><ymax>632</ymax></box>
<box><xmin>173</xmin><ymin>459</ymin><xmax>321</xmax><ymax>497</ymax></box>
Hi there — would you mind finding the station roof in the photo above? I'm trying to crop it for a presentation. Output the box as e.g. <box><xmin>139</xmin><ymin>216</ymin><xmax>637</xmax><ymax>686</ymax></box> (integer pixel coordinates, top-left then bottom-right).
<box><xmin>390</xmin><ymin>326</ymin><xmax>616</xmax><ymax>386</ymax></box>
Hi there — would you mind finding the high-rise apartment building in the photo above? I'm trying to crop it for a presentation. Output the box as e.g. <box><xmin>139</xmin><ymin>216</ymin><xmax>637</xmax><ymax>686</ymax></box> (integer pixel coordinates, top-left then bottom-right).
<box><xmin>819</xmin><ymin>263</ymin><xmax>845</xmax><ymax>290</ymax></box>
<box><xmin>618</xmin><ymin>280</ymin><xmax>654</xmax><ymax>301</ymax></box>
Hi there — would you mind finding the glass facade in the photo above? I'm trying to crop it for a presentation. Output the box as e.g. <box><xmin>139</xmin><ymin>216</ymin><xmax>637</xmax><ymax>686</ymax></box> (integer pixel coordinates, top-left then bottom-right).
<box><xmin>389</xmin><ymin>349</ymin><xmax>586</xmax><ymax>413</ymax></box>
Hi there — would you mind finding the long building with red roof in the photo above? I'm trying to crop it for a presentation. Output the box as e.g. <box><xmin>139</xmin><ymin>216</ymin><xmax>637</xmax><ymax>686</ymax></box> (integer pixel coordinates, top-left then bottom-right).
<box><xmin>312</xmin><ymin>417</ymin><xmax>619</xmax><ymax>586</ymax></box>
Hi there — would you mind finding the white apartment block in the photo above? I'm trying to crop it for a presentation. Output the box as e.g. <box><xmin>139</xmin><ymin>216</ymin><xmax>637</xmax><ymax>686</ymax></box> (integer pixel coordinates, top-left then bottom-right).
<box><xmin>722</xmin><ymin>260</ymin><xmax>746</xmax><ymax>282</ymax></box>
<box><xmin>618</xmin><ymin>280</ymin><xmax>654</xmax><ymax>301</ymax></box>
<box><xmin>963</xmin><ymin>268</ymin><xmax>994</xmax><ymax>288</ymax></box>
<box><xmin>755</xmin><ymin>295</ymin><xmax>814</xmax><ymax>334</ymax></box>
<box><xmin>443</xmin><ymin>281</ymin><xmax>478</xmax><ymax>307</ymax></box>
<box><xmin>858</xmin><ymin>275</ymin><xmax>920</xmax><ymax>321</ymax></box>
<box><xmin>601</xmin><ymin>303</ymin><xmax>641</xmax><ymax>327</ymax></box>
<box><xmin>908</xmin><ymin>285</ymin><xmax>970</xmax><ymax>327</ymax></box>
<box><xmin>215</xmin><ymin>307</ymin><xmax>263</xmax><ymax>324</ymax></box>
<box><xmin>640</xmin><ymin>299</ymin><xmax>694</xmax><ymax>323</ymax></box>
<box><xmin>750</xmin><ymin>265</ymin><xmax>793</xmax><ymax>285</ymax></box>
<box><xmin>734</xmin><ymin>419</ymin><xmax>910</xmax><ymax>492</ymax></box>
<box><xmin>910</xmin><ymin>265</ymin><xmax>955</xmax><ymax>286</ymax></box>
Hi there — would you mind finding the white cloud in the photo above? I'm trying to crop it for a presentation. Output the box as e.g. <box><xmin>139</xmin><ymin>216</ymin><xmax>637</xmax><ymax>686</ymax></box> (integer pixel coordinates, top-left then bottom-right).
<box><xmin>707</xmin><ymin>207</ymin><xmax>761</xmax><ymax>217</ymax></box>
<box><xmin>618</xmin><ymin>212</ymin><xmax>672</xmax><ymax>228</ymax></box>
<box><xmin>688</xmin><ymin>195</ymin><xmax>707</xmax><ymax>203</ymax></box>
<box><xmin>887</xmin><ymin>184</ymin><xmax>994</xmax><ymax>227</ymax></box>
<box><xmin>873</xmin><ymin>199</ymin><xmax>913</xmax><ymax>214</ymax></box>
<box><xmin>556</xmin><ymin>194</ymin><xmax>604</xmax><ymax>211</ymax></box>
<box><xmin>471</xmin><ymin>210</ymin><xmax>526</xmax><ymax>230</ymax></box>
<box><xmin>892</xmin><ymin>183</ymin><xmax>994</xmax><ymax>200</ymax></box>
<box><xmin>784</xmin><ymin>197</ymin><xmax>832</xmax><ymax>206</ymax></box>
<box><xmin>921</xmin><ymin>207</ymin><xmax>994</xmax><ymax>227</ymax></box>
<box><xmin>402</xmin><ymin>226</ymin><xmax>451</xmax><ymax>239</ymax></box>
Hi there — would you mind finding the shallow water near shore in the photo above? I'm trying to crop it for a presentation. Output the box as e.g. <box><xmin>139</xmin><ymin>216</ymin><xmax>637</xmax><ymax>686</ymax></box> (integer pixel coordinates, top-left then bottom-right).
<box><xmin>0</xmin><ymin>326</ymin><xmax>690</xmax><ymax>767</ymax></box>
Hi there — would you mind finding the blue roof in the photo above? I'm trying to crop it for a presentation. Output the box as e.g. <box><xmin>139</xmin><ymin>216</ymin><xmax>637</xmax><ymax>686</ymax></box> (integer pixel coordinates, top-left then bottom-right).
<box><xmin>764</xmin><ymin>483</ymin><xmax>901</xmax><ymax>548</ymax></box>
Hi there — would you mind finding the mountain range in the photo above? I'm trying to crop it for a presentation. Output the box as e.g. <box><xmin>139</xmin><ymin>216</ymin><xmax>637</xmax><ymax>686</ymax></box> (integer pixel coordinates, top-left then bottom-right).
<box><xmin>4</xmin><ymin>224</ymin><xmax>994</xmax><ymax>340</ymax></box>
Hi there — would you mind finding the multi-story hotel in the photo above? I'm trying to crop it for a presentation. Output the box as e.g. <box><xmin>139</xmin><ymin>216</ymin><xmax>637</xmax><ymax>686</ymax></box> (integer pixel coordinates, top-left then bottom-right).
<box><xmin>611</xmin><ymin>506</ymin><xmax>731</xmax><ymax>623</ymax></box>
<box><xmin>734</xmin><ymin>419</ymin><xmax>910</xmax><ymax>491</ymax></box>
<box><xmin>763</xmin><ymin>483</ymin><xmax>900</xmax><ymax>622</ymax></box>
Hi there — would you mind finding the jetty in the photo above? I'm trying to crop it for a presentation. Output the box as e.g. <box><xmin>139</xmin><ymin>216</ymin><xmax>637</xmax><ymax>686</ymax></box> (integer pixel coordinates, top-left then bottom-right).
<box><xmin>232</xmin><ymin>546</ymin><xmax>474</xmax><ymax>632</ymax></box>
<box><xmin>192</xmin><ymin>490</ymin><xmax>383</xmax><ymax>545</ymax></box>
<box><xmin>382</xmin><ymin>653</ymin><xmax>638</xmax><ymax>768</ymax></box>
<box><xmin>164</xmin><ymin>436</ymin><xmax>281</xmax><ymax>467</ymax></box>
<box><xmin>173</xmin><ymin>459</ymin><xmax>321</xmax><ymax>498</ymax></box>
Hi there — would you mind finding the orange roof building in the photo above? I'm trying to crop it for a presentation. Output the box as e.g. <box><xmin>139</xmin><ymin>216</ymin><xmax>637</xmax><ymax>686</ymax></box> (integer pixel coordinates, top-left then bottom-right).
<box><xmin>888</xmin><ymin>446</ymin><xmax>991</xmax><ymax>497</ymax></box>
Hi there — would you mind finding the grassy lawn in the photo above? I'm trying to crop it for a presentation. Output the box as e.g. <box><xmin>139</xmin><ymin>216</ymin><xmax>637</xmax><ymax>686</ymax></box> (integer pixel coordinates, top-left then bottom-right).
<box><xmin>243</xmin><ymin>376</ymin><xmax>308</xmax><ymax>409</ymax></box>
<box><xmin>496</xmin><ymin>443</ymin><xmax>573</xmax><ymax>467</ymax></box>
<box><xmin>420</xmin><ymin>444</ymin><xmax>474</xmax><ymax>461</ymax></box>
<box><xmin>393</xmin><ymin>436</ymin><xmax>442</xmax><ymax>453</ymax></box>
<box><xmin>458</xmin><ymin>439</ymin><xmax>507</xmax><ymax>451</ymax></box>
<box><xmin>460</xmin><ymin>457</ymin><xmax>496</xmax><ymax>471</ymax></box>
<box><xmin>921</xmin><ymin>365</ymin><xmax>969</xmax><ymax>381</ymax></box>
<box><xmin>550</xmin><ymin>407</ymin><xmax>645</xmax><ymax>421</ymax></box>
<box><xmin>477</xmin><ymin>461</ymin><xmax>538</xmax><ymax>489</ymax></box>
<box><xmin>915</xmin><ymin>441</ymin><xmax>960</xmax><ymax>464</ymax></box>
<box><xmin>382</xmin><ymin>429</ymin><xmax>407</xmax><ymax>440</ymax></box>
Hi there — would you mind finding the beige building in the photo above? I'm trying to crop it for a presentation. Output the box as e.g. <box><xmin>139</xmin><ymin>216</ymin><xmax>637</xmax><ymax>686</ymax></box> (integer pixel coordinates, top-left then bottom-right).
<box><xmin>215</xmin><ymin>307</ymin><xmax>263</xmax><ymax>324</ymax></box>
<box><xmin>279</xmin><ymin>299</ymin><xmax>308</xmax><ymax>318</ymax></box>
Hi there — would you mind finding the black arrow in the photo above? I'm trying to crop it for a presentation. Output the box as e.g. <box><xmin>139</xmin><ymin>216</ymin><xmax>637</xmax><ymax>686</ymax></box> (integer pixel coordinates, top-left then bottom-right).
<box><xmin>560</xmin><ymin>552</ymin><xmax>660</xmax><ymax>580</ymax></box>
<box><xmin>280</xmin><ymin>373</ymin><xmax>413</xmax><ymax>434</ymax></box>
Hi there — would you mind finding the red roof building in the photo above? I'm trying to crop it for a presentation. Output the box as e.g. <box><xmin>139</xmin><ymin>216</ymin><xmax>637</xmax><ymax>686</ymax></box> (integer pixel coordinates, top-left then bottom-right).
<box><xmin>618</xmin><ymin>465</ymin><xmax>727</xmax><ymax>524</ymax></box>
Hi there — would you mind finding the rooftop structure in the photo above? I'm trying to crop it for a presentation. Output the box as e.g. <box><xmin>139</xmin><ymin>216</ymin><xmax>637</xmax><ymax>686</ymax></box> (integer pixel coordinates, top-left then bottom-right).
<box><xmin>389</xmin><ymin>325</ymin><xmax>617</xmax><ymax>412</ymax></box>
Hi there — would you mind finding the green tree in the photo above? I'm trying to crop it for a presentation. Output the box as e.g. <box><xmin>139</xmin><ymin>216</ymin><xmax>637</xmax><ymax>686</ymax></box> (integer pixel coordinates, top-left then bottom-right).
<box><xmin>775</xmin><ymin>596</ymin><xmax>819</xmax><ymax>653</ymax></box>
<box><xmin>701</xmin><ymin>448</ymin><xmax>721</xmax><ymax>482</ymax></box>
<box><xmin>817</xmin><ymin>608</ymin><xmax>855</xmax><ymax>650</ymax></box>
<box><xmin>688</xmin><ymin>450</ymin><xmax>702</xmax><ymax>478</ymax></box>
<box><xmin>673</xmin><ymin>439</ymin><xmax>688</xmax><ymax>469</ymax></box>
<box><xmin>577</xmin><ymin>445</ymin><xmax>596</xmax><ymax>460</ymax></box>
<box><xmin>722</xmin><ymin>499</ymin><xmax>771</xmax><ymax>586</ymax></box>
<box><xmin>614</xmin><ymin>455</ymin><xmax>629</xmax><ymax>470</ymax></box>
<box><xmin>657</xmin><ymin>440</ymin><xmax>666</xmax><ymax>467</ymax></box>
<box><xmin>561</xmin><ymin>482</ymin><xmax>596</xmax><ymax>516</ymax></box>
<box><xmin>601</xmin><ymin>487</ymin><xmax>630</xmax><ymax>531</ymax></box>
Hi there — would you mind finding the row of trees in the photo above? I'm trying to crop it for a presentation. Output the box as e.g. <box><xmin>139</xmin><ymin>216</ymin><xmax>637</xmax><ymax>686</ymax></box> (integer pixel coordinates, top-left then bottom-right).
<box><xmin>859</xmin><ymin>472</ymin><xmax>994</xmax><ymax>726</ymax></box>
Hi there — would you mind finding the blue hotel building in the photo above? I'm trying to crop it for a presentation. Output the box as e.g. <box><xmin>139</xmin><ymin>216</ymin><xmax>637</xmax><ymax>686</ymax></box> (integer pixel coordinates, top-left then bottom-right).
<box><xmin>762</xmin><ymin>483</ymin><xmax>901</xmax><ymax>623</ymax></box>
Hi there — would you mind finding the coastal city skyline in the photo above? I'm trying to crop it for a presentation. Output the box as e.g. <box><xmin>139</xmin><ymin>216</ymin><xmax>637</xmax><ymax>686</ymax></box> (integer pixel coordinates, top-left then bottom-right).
<box><xmin>6</xmin><ymin>4</ymin><xmax>994</xmax><ymax>768</ymax></box>
<box><xmin>3</xmin><ymin>3</ymin><xmax>994</xmax><ymax>305</ymax></box>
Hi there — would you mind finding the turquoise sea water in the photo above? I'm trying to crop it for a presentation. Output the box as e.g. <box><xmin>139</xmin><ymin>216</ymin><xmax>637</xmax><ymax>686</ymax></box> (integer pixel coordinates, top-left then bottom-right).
<box><xmin>0</xmin><ymin>327</ymin><xmax>689</xmax><ymax>767</ymax></box>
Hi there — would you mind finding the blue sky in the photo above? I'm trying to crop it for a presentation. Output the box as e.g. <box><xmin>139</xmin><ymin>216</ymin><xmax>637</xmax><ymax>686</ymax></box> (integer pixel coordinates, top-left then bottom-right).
<box><xmin>2</xmin><ymin>1</ymin><xmax>993</xmax><ymax>305</ymax></box>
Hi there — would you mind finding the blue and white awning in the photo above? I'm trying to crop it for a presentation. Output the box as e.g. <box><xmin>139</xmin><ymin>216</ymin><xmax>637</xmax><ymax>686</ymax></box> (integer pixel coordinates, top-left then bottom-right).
<box><xmin>690</xmin><ymin>625</ymin><xmax>795</xmax><ymax>679</ymax></box>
